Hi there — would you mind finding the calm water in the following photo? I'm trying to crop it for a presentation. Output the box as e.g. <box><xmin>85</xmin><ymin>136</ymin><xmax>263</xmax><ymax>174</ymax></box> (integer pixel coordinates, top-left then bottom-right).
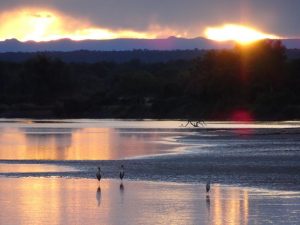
<box><xmin>1</xmin><ymin>119</ymin><xmax>300</xmax><ymax>224</ymax></box>
<box><xmin>1</xmin><ymin>119</ymin><xmax>300</xmax><ymax>188</ymax></box>
<box><xmin>0</xmin><ymin>120</ymin><xmax>189</xmax><ymax>160</ymax></box>
<box><xmin>1</xmin><ymin>178</ymin><xmax>299</xmax><ymax>225</ymax></box>
<box><xmin>0</xmin><ymin>119</ymin><xmax>299</xmax><ymax>160</ymax></box>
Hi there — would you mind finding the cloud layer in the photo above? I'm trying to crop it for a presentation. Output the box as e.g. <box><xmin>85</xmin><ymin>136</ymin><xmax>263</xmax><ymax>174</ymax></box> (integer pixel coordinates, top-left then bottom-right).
<box><xmin>0</xmin><ymin>8</ymin><xmax>186</xmax><ymax>41</ymax></box>
<box><xmin>0</xmin><ymin>0</ymin><xmax>299</xmax><ymax>38</ymax></box>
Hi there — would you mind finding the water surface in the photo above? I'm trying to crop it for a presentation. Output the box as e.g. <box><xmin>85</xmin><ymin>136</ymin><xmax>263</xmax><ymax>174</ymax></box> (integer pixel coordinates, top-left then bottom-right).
<box><xmin>0</xmin><ymin>121</ymin><xmax>186</xmax><ymax>160</ymax></box>
<box><xmin>1</xmin><ymin>178</ymin><xmax>299</xmax><ymax>225</ymax></box>
<box><xmin>1</xmin><ymin>119</ymin><xmax>300</xmax><ymax>224</ymax></box>
<box><xmin>0</xmin><ymin>119</ymin><xmax>299</xmax><ymax>160</ymax></box>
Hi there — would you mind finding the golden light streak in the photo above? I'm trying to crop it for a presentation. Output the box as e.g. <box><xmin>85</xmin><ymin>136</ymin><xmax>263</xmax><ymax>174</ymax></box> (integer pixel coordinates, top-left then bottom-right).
<box><xmin>212</xmin><ymin>185</ymin><xmax>249</xmax><ymax>225</ymax></box>
<box><xmin>0</xmin><ymin>127</ymin><xmax>175</xmax><ymax>160</ymax></box>
<box><xmin>0</xmin><ymin>8</ymin><xmax>180</xmax><ymax>42</ymax></box>
<box><xmin>204</xmin><ymin>24</ymin><xmax>279</xmax><ymax>44</ymax></box>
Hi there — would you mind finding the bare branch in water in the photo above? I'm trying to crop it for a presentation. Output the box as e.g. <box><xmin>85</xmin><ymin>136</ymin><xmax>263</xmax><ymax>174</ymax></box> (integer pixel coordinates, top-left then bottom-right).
<box><xmin>181</xmin><ymin>120</ymin><xmax>206</xmax><ymax>127</ymax></box>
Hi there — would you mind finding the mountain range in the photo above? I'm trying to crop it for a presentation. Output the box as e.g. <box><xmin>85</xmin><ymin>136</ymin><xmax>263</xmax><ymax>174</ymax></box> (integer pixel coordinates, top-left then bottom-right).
<box><xmin>0</xmin><ymin>37</ymin><xmax>300</xmax><ymax>53</ymax></box>
<box><xmin>0</xmin><ymin>37</ymin><xmax>300</xmax><ymax>63</ymax></box>
<box><xmin>0</xmin><ymin>37</ymin><xmax>234</xmax><ymax>52</ymax></box>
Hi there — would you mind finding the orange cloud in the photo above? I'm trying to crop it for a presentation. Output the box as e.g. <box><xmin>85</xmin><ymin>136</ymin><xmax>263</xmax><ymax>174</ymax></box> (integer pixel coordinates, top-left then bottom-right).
<box><xmin>0</xmin><ymin>8</ymin><xmax>186</xmax><ymax>41</ymax></box>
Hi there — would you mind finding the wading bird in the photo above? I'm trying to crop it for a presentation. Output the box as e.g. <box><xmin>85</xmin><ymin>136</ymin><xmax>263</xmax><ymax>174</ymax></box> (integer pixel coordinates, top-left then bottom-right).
<box><xmin>96</xmin><ymin>167</ymin><xmax>102</xmax><ymax>182</ymax></box>
<box><xmin>119</xmin><ymin>165</ymin><xmax>125</xmax><ymax>181</ymax></box>
<box><xmin>206</xmin><ymin>180</ymin><xmax>211</xmax><ymax>193</ymax></box>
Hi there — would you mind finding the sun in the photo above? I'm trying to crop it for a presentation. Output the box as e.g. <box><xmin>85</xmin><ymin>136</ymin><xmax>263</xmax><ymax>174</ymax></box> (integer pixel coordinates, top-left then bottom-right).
<box><xmin>0</xmin><ymin>8</ymin><xmax>186</xmax><ymax>42</ymax></box>
<box><xmin>0</xmin><ymin>8</ymin><xmax>155</xmax><ymax>42</ymax></box>
<box><xmin>204</xmin><ymin>24</ymin><xmax>279</xmax><ymax>44</ymax></box>
<box><xmin>0</xmin><ymin>9</ymin><xmax>61</xmax><ymax>41</ymax></box>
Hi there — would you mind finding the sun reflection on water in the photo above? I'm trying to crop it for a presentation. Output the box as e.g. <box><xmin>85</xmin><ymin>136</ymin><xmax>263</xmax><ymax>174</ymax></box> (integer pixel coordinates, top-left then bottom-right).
<box><xmin>0</xmin><ymin>178</ymin><xmax>253</xmax><ymax>225</ymax></box>
<box><xmin>0</xmin><ymin>127</ymin><xmax>177</xmax><ymax>160</ymax></box>
<box><xmin>1</xmin><ymin>178</ymin><xmax>299</xmax><ymax>225</ymax></box>
<box><xmin>212</xmin><ymin>185</ymin><xmax>249</xmax><ymax>225</ymax></box>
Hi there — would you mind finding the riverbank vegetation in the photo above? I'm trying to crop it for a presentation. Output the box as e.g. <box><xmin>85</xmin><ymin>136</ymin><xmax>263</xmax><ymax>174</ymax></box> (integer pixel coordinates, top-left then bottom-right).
<box><xmin>0</xmin><ymin>40</ymin><xmax>299</xmax><ymax>120</ymax></box>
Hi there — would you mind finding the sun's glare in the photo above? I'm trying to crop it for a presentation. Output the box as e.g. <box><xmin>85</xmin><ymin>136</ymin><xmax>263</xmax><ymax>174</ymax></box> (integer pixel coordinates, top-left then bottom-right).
<box><xmin>0</xmin><ymin>8</ymin><xmax>163</xmax><ymax>41</ymax></box>
<box><xmin>1</xmin><ymin>9</ymin><xmax>280</xmax><ymax>43</ymax></box>
<box><xmin>204</xmin><ymin>24</ymin><xmax>279</xmax><ymax>44</ymax></box>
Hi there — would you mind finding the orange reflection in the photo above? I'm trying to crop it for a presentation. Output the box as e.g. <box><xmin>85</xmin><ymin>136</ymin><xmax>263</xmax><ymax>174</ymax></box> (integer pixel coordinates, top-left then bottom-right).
<box><xmin>243</xmin><ymin>190</ymin><xmax>249</xmax><ymax>225</ymax></box>
<box><xmin>226</xmin><ymin>188</ymin><xmax>241</xmax><ymax>225</ymax></box>
<box><xmin>0</xmin><ymin>127</ymin><xmax>178</xmax><ymax>160</ymax></box>
<box><xmin>212</xmin><ymin>185</ymin><xmax>249</xmax><ymax>225</ymax></box>
<box><xmin>0</xmin><ymin>163</ymin><xmax>76</xmax><ymax>173</ymax></box>
<box><xmin>213</xmin><ymin>186</ymin><xmax>223</xmax><ymax>225</ymax></box>
<box><xmin>0</xmin><ymin>178</ymin><xmax>252</xmax><ymax>225</ymax></box>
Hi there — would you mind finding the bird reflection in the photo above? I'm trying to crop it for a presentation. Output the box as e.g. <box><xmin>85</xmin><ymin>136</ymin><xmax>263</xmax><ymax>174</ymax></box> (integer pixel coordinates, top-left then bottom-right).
<box><xmin>119</xmin><ymin>182</ymin><xmax>125</xmax><ymax>204</ymax></box>
<box><xmin>96</xmin><ymin>186</ymin><xmax>101</xmax><ymax>207</ymax></box>
<box><xmin>120</xmin><ymin>183</ymin><xmax>124</xmax><ymax>192</ymax></box>
<box><xmin>206</xmin><ymin>194</ymin><xmax>211</xmax><ymax>221</ymax></box>
<box><xmin>206</xmin><ymin>194</ymin><xmax>210</xmax><ymax>210</ymax></box>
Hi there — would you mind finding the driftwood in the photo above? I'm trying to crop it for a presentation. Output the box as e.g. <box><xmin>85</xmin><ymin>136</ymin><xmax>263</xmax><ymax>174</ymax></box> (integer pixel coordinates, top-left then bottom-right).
<box><xmin>181</xmin><ymin>120</ymin><xmax>206</xmax><ymax>127</ymax></box>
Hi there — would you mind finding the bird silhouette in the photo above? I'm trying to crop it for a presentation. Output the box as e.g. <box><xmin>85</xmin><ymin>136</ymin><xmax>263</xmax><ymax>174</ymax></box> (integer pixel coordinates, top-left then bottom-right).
<box><xmin>96</xmin><ymin>167</ymin><xmax>102</xmax><ymax>182</ymax></box>
<box><xmin>206</xmin><ymin>180</ymin><xmax>211</xmax><ymax>193</ymax></box>
<box><xmin>119</xmin><ymin>165</ymin><xmax>125</xmax><ymax>180</ymax></box>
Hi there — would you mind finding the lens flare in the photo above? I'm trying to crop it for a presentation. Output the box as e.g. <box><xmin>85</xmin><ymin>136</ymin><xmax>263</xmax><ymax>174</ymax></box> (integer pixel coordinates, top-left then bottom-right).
<box><xmin>230</xmin><ymin>109</ymin><xmax>254</xmax><ymax>136</ymax></box>
<box><xmin>204</xmin><ymin>24</ymin><xmax>279</xmax><ymax>44</ymax></box>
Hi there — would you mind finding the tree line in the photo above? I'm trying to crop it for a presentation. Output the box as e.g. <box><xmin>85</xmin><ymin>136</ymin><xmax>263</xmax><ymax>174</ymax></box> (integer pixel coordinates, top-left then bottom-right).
<box><xmin>0</xmin><ymin>40</ymin><xmax>299</xmax><ymax>120</ymax></box>
<box><xmin>0</xmin><ymin>49</ymin><xmax>206</xmax><ymax>63</ymax></box>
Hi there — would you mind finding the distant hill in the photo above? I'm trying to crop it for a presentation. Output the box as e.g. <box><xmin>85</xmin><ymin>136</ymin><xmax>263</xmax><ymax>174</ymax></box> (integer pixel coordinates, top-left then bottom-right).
<box><xmin>0</xmin><ymin>37</ymin><xmax>233</xmax><ymax>52</ymax></box>
<box><xmin>280</xmin><ymin>39</ymin><xmax>300</xmax><ymax>49</ymax></box>
<box><xmin>0</xmin><ymin>37</ymin><xmax>299</xmax><ymax>53</ymax></box>
<box><xmin>0</xmin><ymin>37</ymin><xmax>299</xmax><ymax>63</ymax></box>
<box><xmin>0</xmin><ymin>49</ymin><xmax>299</xmax><ymax>64</ymax></box>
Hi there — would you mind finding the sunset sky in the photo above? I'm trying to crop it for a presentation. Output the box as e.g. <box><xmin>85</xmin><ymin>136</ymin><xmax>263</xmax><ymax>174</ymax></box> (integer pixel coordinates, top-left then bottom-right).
<box><xmin>0</xmin><ymin>0</ymin><xmax>298</xmax><ymax>42</ymax></box>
